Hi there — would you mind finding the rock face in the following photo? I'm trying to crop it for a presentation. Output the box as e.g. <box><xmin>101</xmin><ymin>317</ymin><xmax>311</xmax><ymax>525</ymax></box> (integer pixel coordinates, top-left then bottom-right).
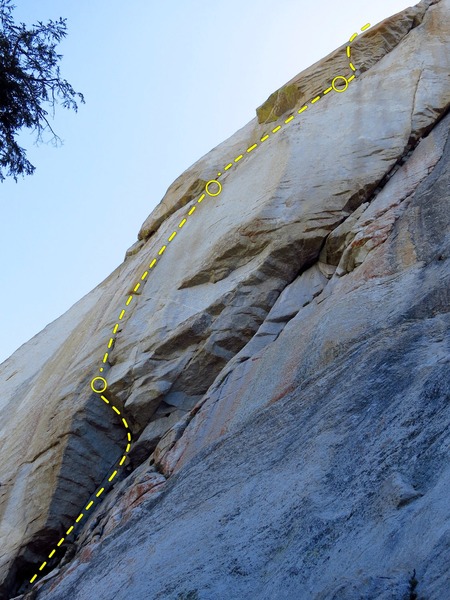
<box><xmin>1</xmin><ymin>0</ymin><xmax>450</xmax><ymax>598</ymax></box>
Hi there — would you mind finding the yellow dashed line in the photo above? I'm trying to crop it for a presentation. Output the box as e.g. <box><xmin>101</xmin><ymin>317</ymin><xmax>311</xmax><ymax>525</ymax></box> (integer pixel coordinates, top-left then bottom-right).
<box><xmin>29</xmin><ymin>21</ymin><xmax>370</xmax><ymax>588</ymax></box>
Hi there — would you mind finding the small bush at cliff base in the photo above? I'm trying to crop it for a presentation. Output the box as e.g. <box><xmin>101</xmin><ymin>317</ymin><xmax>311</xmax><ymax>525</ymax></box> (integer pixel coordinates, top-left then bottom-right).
<box><xmin>0</xmin><ymin>0</ymin><xmax>84</xmax><ymax>182</ymax></box>
<box><xmin>176</xmin><ymin>591</ymin><xmax>199</xmax><ymax>600</ymax></box>
<box><xmin>408</xmin><ymin>569</ymin><xmax>419</xmax><ymax>600</ymax></box>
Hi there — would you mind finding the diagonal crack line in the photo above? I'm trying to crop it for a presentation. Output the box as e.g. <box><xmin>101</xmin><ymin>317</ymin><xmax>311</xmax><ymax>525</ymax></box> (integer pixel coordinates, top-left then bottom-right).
<box><xmin>410</xmin><ymin>69</ymin><xmax>423</xmax><ymax>141</ymax></box>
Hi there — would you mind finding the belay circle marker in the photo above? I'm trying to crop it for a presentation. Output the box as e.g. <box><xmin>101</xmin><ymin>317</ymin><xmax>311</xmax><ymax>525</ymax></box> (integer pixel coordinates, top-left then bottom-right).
<box><xmin>332</xmin><ymin>75</ymin><xmax>349</xmax><ymax>93</ymax></box>
<box><xmin>90</xmin><ymin>377</ymin><xmax>108</xmax><ymax>393</ymax></box>
<box><xmin>206</xmin><ymin>179</ymin><xmax>222</xmax><ymax>197</ymax></box>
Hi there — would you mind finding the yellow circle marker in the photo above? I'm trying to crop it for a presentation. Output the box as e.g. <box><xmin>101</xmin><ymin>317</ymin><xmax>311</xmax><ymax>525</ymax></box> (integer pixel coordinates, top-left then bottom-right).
<box><xmin>99</xmin><ymin>367</ymin><xmax>104</xmax><ymax>372</ymax></box>
<box><xmin>90</xmin><ymin>377</ymin><xmax>107</xmax><ymax>394</ymax></box>
<box><xmin>332</xmin><ymin>75</ymin><xmax>349</xmax><ymax>93</ymax></box>
<box><xmin>205</xmin><ymin>179</ymin><xmax>222</xmax><ymax>197</ymax></box>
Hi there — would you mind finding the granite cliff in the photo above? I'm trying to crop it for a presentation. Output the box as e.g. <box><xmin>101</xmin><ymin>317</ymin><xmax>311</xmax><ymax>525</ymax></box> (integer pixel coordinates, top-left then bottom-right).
<box><xmin>1</xmin><ymin>0</ymin><xmax>450</xmax><ymax>598</ymax></box>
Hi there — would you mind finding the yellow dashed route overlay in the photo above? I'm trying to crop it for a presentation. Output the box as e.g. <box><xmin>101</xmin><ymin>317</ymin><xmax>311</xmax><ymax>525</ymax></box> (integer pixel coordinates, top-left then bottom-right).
<box><xmin>29</xmin><ymin>23</ymin><xmax>370</xmax><ymax>587</ymax></box>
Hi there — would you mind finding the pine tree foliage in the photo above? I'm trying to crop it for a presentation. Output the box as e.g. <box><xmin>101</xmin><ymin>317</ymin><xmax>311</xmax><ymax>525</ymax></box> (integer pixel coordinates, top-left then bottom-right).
<box><xmin>0</xmin><ymin>0</ymin><xmax>84</xmax><ymax>182</ymax></box>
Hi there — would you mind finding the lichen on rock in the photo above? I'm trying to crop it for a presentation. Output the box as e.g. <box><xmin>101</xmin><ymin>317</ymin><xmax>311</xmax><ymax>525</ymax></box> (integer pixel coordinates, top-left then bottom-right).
<box><xmin>256</xmin><ymin>83</ymin><xmax>301</xmax><ymax>124</ymax></box>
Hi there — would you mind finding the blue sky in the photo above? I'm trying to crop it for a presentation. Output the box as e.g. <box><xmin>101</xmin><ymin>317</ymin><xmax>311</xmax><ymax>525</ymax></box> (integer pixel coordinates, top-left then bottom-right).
<box><xmin>0</xmin><ymin>0</ymin><xmax>413</xmax><ymax>364</ymax></box>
